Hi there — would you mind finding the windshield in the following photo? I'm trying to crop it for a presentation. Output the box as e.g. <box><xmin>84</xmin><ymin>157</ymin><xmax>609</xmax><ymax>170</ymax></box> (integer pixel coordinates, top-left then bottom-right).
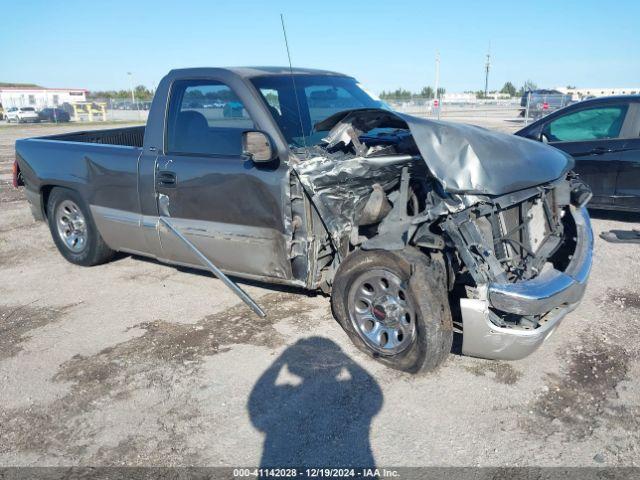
<box><xmin>251</xmin><ymin>75</ymin><xmax>385</xmax><ymax>147</ymax></box>
<box><xmin>22</xmin><ymin>107</ymin><xmax>35</xmax><ymax>112</ymax></box>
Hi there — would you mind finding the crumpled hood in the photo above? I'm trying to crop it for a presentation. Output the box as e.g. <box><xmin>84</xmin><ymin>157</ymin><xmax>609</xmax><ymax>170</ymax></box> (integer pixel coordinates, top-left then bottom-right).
<box><xmin>317</xmin><ymin>108</ymin><xmax>574</xmax><ymax>196</ymax></box>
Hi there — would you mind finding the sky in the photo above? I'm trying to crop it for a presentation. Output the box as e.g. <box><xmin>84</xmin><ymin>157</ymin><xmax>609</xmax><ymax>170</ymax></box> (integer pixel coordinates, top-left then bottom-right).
<box><xmin>1</xmin><ymin>0</ymin><xmax>639</xmax><ymax>95</ymax></box>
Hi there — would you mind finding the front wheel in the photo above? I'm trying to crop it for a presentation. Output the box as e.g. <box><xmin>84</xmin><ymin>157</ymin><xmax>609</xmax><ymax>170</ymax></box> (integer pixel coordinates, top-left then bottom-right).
<box><xmin>46</xmin><ymin>187</ymin><xmax>115</xmax><ymax>266</ymax></box>
<box><xmin>331</xmin><ymin>248</ymin><xmax>453</xmax><ymax>373</ymax></box>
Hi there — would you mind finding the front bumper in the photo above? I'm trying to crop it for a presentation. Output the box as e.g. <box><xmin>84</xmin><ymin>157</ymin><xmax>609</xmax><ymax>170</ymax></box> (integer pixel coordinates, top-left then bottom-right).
<box><xmin>461</xmin><ymin>206</ymin><xmax>593</xmax><ymax>360</ymax></box>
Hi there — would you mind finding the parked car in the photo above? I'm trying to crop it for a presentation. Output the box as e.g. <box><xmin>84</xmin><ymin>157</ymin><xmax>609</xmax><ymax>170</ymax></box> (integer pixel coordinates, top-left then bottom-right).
<box><xmin>223</xmin><ymin>101</ymin><xmax>244</xmax><ymax>118</ymax></box>
<box><xmin>38</xmin><ymin>107</ymin><xmax>71</xmax><ymax>123</ymax></box>
<box><xmin>14</xmin><ymin>67</ymin><xmax>593</xmax><ymax>372</ymax></box>
<box><xmin>0</xmin><ymin>103</ymin><xmax>5</xmax><ymax>121</ymax></box>
<box><xmin>516</xmin><ymin>95</ymin><xmax>640</xmax><ymax>212</ymax></box>
<box><xmin>520</xmin><ymin>89</ymin><xmax>572</xmax><ymax>119</ymax></box>
<box><xmin>6</xmin><ymin>107</ymin><xmax>39</xmax><ymax>123</ymax></box>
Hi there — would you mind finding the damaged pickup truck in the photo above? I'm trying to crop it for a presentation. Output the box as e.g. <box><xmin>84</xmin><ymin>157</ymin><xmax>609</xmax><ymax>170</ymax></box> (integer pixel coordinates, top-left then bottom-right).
<box><xmin>14</xmin><ymin>67</ymin><xmax>593</xmax><ymax>372</ymax></box>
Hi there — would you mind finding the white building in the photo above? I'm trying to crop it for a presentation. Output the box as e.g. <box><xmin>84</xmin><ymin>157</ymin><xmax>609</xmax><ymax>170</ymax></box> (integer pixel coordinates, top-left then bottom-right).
<box><xmin>0</xmin><ymin>87</ymin><xmax>87</xmax><ymax>109</ymax></box>
<box><xmin>442</xmin><ymin>92</ymin><xmax>477</xmax><ymax>103</ymax></box>
<box><xmin>556</xmin><ymin>87</ymin><xmax>640</xmax><ymax>101</ymax></box>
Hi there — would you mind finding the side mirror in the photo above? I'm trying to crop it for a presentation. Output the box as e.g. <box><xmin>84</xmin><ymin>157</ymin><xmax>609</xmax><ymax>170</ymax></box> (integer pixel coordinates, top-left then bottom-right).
<box><xmin>242</xmin><ymin>130</ymin><xmax>276</xmax><ymax>163</ymax></box>
<box><xmin>524</xmin><ymin>126</ymin><xmax>544</xmax><ymax>142</ymax></box>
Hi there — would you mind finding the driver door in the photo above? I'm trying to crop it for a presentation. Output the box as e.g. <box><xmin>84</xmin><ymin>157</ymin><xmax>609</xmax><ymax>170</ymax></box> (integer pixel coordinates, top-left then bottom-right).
<box><xmin>154</xmin><ymin>78</ymin><xmax>293</xmax><ymax>281</ymax></box>
<box><xmin>542</xmin><ymin>104</ymin><xmax>629</xmax><ymax>207</ymax></box>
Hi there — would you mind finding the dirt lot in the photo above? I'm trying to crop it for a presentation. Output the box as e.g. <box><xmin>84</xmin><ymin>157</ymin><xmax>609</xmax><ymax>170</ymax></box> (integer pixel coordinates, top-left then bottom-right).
<box><xmin>0</xmin><ymin>119</ymin><xmax>639</xmax><ymax>468</ymax></box>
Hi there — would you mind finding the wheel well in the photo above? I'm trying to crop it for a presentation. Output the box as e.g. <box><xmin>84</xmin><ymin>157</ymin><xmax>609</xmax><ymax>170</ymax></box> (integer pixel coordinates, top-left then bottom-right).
<box><xmin>41</xmin><ymin>185</ymin><xmax>71</xmax><ymax>219</ymax></box>
<box><xmin>41</xmin><ymin>185</ymin><xmax>55</xmax><ymax>218</ymax></box>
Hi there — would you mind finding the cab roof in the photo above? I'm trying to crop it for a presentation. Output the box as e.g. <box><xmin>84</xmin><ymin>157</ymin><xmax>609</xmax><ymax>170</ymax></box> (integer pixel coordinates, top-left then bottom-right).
<box><xmin>167</xmin><ymin>66</ymin><xmax>350</xmax><ymax>79</ymax></box>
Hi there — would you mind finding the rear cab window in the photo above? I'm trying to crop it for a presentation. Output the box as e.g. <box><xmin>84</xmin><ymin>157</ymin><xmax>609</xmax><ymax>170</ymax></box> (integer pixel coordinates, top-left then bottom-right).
<box><xmin>166</xmin><ymin>79</ymin><xmax>255</xmax><ymax>156</ymax></box>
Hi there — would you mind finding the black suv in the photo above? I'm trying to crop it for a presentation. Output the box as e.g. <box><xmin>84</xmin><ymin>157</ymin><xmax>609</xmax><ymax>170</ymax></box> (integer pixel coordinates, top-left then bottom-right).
<box><xmin>516</xmin><ymin>96</ymin><xmax>640</xmax><ymax>212</ymax></box>
<box><xmin>38</xmin><ymin>108</ymin><xmax>71</xmax><ymax>123</ymax></box>
<box><xmin>520</xmin><ymin>89</ymin><xmax>573</xmax><ymax>120</ymax></box>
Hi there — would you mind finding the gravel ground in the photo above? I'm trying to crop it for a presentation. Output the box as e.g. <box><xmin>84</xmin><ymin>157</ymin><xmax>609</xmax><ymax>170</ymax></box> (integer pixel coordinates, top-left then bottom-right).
<box><xmin>0</xmin><ymin>118</ymin><xmax>639</xmax><ymax>468</ymax></box>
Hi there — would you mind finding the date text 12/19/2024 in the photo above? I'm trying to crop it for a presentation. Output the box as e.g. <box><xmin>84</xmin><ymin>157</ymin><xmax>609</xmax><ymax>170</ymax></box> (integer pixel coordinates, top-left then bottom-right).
<box><xmin>233</xmin><ymin>468</ymin><xmax>400</xmax><ymax>478</ymax></box>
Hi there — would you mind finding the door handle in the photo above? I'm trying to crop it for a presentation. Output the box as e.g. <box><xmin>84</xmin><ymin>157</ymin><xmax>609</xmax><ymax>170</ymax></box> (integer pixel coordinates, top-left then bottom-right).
<box><xmin>590</xmin><ymin>146</ymin><xmax>611</xmax><ymax>155</ymax></box>
<box><xmin>156</xmin><ymin>171</ymin><xmax>176</xmax><ymax>188</ymax></box>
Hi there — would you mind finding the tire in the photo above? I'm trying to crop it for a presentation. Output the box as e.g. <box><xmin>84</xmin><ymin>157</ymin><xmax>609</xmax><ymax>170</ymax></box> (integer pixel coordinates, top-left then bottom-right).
<box><xmin>331</xmin><ymin>247</ymin><xmax>453</xmax><ymax>373</ymax></box>
<box><xmin>46</xmin><ymin>187</ymin><xmax>115</xmax><ymax>266</ymax></box>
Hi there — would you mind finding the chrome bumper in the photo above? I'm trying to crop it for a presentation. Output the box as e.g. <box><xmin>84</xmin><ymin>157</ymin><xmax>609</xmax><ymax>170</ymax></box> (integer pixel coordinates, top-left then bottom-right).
<box><xmin>461</xmin><ymin>207</ymin><xmax>593</xmax><ymax>360</ymax></box>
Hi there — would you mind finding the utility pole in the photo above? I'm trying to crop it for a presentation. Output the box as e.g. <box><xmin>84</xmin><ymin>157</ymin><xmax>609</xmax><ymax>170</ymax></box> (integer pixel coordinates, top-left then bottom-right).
<box><xmin>127</xmin><ymin>72</ymin><xmax>140</xmax><ymax>120</ymax></box>
<box><xmin>434</xmin><ymin>50</ymin><xmax>440</xmax><ymax>120</ymax></box>
<box><xmin>484</xmin><ymin>44</ymin><xmax>491</xmax><ymax>98</ymax></box>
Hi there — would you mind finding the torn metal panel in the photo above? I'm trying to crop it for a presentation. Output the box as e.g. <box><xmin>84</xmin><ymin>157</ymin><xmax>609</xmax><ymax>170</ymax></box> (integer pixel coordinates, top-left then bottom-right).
<box><xmin>315</xmin><ymin>108</ymin><xmax>574</xmax><ymax>195</ymax></box>
<box><xmin>293</xmin><ymin>153</ymin><xmax>424</xmax><ymax>246</ymax></box>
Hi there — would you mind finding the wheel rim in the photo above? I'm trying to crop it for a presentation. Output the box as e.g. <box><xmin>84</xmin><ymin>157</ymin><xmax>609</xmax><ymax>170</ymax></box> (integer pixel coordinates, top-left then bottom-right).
<box><xmin>347</xmin><ymin>269</ymin><xmax>417</xmax><ymax>356</ymax></box>
<box><xmin>55</xmin><ymin>200</ymin><xmax>87</xmax><ymax>253</ymax></box>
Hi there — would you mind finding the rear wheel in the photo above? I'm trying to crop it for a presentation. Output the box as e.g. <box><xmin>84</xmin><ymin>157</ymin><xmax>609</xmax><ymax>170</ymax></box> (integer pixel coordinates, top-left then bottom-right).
<box><xmin>46</xmin><ymin>187</ymin><xmax>115</xmax><ymax>266</ymax></box>
<box><xmin>331</xmin><ymin>248</ymin><xmax>453</xmax><ymax>373</ymax></box>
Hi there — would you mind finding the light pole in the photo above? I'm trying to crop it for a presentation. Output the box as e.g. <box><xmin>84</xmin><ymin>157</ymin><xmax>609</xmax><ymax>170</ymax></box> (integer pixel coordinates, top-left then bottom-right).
<box><xmin>434</xmin><ymin>50</ymin><xmax>440</xmax><ymax>120</ymax></box>
<box><xmin>127</xmin><ymin>72</ymin><xmax>140</xmax><ymax>120</ymax></box>
<box><xmin>484</xmin><ymin>43</ymin><xmax>491</xmax><ymax>99</ymax></box>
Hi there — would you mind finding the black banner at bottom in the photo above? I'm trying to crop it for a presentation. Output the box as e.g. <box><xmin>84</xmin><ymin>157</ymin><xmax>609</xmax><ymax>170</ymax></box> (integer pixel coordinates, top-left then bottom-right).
<box><xmin>0</xmin><ymin>467</ymin><xmax>639</xmax><ymax>480</ymax></box>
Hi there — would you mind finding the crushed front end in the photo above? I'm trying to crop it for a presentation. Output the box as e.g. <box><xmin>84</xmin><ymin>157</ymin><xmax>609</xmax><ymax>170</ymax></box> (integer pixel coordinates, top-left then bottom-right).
<box><xmin>290</xmin><ymin>108</ymin><xmax>593</xmax><ymax>361</ymax></box>
<box><xmin>441</xmin><ymin>177</ymin><xmax>593</xmax><ymax>360</ymax></box>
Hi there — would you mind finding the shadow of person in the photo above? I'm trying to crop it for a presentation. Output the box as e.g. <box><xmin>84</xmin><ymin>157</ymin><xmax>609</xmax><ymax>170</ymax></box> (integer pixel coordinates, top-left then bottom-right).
<box><xmin>248</xmin><ymin>337</ymin><xmax>383</xmax><ymax>468</ymax></box>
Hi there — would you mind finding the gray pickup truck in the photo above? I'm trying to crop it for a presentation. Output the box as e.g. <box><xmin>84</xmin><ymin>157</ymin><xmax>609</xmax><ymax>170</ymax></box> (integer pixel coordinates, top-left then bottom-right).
<box><xmin>14</xmin><ymin>67</ymin><xmax>593</xmax><ymax>372</ymax></box>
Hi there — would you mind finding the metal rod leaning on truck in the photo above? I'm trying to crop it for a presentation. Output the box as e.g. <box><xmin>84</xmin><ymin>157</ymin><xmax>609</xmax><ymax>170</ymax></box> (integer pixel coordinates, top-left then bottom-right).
<box><xmin>158</xmin><ymin>216</ymin><xmax>267</xmax><ymax>318</ymax></box>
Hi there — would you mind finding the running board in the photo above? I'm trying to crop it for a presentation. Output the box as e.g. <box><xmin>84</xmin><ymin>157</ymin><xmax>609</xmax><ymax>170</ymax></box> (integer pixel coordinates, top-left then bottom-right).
<box><xmin>159</xmin><ymin>217</ymin><xmax>267</xmax><ymax>318</ymax></box>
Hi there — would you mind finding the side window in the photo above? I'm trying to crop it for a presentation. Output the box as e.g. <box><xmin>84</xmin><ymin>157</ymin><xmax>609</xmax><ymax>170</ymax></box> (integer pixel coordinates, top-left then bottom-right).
<box><xmin>166</xmin><ymin>80</ymin><xmax>255</xmax><ymax>156</ymax></box>
<box><xmin>543</xmin><ymin>105</ymin><xmax>628</xmax><ymax>142</ymax></box>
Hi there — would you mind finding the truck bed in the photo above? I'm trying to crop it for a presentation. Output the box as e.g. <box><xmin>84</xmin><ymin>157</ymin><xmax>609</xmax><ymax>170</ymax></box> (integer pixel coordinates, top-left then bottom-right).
<box><xmin>15</xmin><ymin>125</ymin><xmax>146</xmax><ymax>221</ymax></box>
<box><xmin>44</xmin><ymin>126</ymin><xmax>145</xmax><ymax>148</ymax></box>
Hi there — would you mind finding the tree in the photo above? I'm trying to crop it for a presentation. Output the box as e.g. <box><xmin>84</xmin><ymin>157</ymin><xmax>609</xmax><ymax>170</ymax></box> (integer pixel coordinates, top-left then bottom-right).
<box><xmin>420</xmin><ymin>86</ymin><xmax>434</xmax><ymax>98</ymax></box>
<box><xmin>134</xmin><ymin>85</ymin><xmax>153</xmax><ymax>100</ymax></box>
<box><xmin>379</xmin><ymin>88</ymin><xmax>413</xmax><ymax>100</ymax></box>
<box><xmin>0</xmin><ymin>82</ymin><xmax>41</xmax><ymax>88</ymax></box>
<box><xmin>500</xmin><ymin>81</ymin><xmax>517</xmax><ymax>97</ymax></box>
<box><xmin>436</xmin><ymin>87</ymin><xmax>445</xmax><ymax>98</ymax></box>
<box><xmin>378</xmin><ymin>86</ymin><xmax>445</xmax><ymax>101</ymax></box>
<box><xmin>87</xmin><ymin>85</ymin><xmax>155</xmax><ymax>101</ymax></box>
<box><xmin>518</xmin><ymin>80</ymin><xmax>538</xmax><ymax>96</ymax></box>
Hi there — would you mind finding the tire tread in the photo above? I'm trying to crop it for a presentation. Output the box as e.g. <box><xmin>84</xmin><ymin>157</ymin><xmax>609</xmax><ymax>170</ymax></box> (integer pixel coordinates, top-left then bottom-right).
<box><xmin>331</xmin><ymin>247</ymin><xmax>453</xmax><ymax>373</ymax></box>
<box><xmin>46</xmin><ymin>187</ymin><xmax>115</xmax><ymax>266</ymax></box>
